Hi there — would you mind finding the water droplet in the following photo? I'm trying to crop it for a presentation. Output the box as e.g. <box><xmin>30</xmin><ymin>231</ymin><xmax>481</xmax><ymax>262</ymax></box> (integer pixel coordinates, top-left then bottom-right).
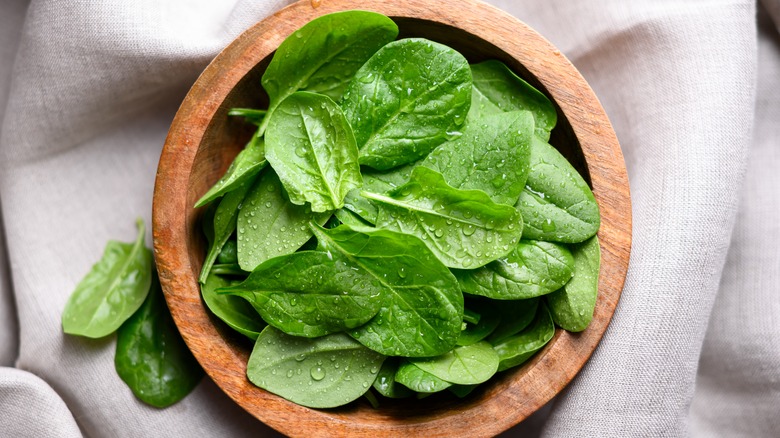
<box><xmin>286</xmin><ymin>369</ymin><xmax>294</xmax><ymax>378</ymax></box>
<box><xmin>295</xmin><ymin>353</ymin><xmax>306</xmax><ymax>361</ymax></box>
<box><xmin>310</xmin><ymin>366</ymin><xmax>325</xmax><ymax>381</ymax></box>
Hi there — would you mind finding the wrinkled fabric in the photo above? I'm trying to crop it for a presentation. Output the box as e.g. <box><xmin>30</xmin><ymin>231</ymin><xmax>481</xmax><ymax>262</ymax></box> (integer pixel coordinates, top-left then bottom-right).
<box><xmin>0</xmin><ymin>0</ymin><xmax>777</xmax><ymax>436</ymax></box>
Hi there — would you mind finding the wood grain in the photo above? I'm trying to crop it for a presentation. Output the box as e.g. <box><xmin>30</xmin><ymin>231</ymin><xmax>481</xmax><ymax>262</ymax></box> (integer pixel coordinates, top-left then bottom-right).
<box><xmin>152</xmin><ymin>0</ymin><xmax>632</xmax><ymax>436</ymax></box>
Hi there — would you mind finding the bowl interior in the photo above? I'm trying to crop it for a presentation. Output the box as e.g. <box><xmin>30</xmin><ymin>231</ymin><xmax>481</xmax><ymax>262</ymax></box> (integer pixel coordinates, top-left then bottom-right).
<box><xmin>154</xmin><ymin>1</ymin><xmax>631</xmax><ymax>436</ymax></box>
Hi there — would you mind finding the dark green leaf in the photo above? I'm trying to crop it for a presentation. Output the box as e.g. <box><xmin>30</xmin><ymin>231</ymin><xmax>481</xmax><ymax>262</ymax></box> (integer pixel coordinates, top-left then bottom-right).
<box><xmin>493</xmin><ymin>302</ymin><xmax>555</xmax><ymax>372</ymax></box>
<box><xmin>409</xmin><ymin>341</ymin><xmax>499</xmax><ymax>385</ymax></box>
<box><xmin>364</xmin><ymin>166</ymin><xmax>524</xmax><ymax>269</ymax></box>
<box><xmin>342</xmin><ymin>38</ymin><xmax>472</xmax><ymax>170</ymax></box>
<box><xmin>246</xmin><ymin>326</ymin><xmax>385</xmax><ymax>408</ymax></box>
<box><xmin>199</xmin><ymin>181</ymin><xmax>252</xmax><ymax>284</ymax></box>
<box><xmin>547</xmin><ymin>236</ymin><xmax>600</xmax><ymax>332</ymax></box>
<box><xmin>265</xmin><ymin>92</ymin><xmax>362</xmax><ymax>212</ymax></box>
<box><xmin>201</xmin><ymin>272</ymin><xmax>264</xmax><ymax>340</ymax></box>
<box><xmin>216</xmin><ymin>239</ymin><xmax>238</xmax><ymax>265</ymax></box>
<box><xmin>448</xmin><ymin>384</ymin><xmax>478</xmax><ymax>398</ymax></box>
<box><xmin>62</xmin><ymin>219</ymin><xmax>153</xmax><ymax>338</ymax></box>
<box><xmin>395</xmin><ymin>360</ymin><xmax>452</xmax><ymax>393</ymax></box>
<box><xmin>372</xmin><ymin>358</ymin><xmax>413</xmax><ymax>399</ymax></box>
<box><xmin>194</xmin><ymin>134</ymin><xmax>266</xmax><ymax>208</ymax></box>
<box><xmin>115</xmin><ymin>273</ymin><xmax>203</xmax><ymax>407</ymax></box>
<box><xmin>486</xmin><ymin>298</ymin><xmax>539</xmax><ymax>344</ymax></box>
<box><xmin>457</xmin><ymin>300</ymin><xmax>501</xmax><ymax>346</ymax></box>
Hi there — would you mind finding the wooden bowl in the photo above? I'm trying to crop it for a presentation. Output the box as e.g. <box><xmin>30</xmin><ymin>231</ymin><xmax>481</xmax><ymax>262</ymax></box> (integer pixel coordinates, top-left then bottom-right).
<box><xmin>152</xmin><ymin>0</ymin><xmax>632</xmax><ymax>436</ymax></box>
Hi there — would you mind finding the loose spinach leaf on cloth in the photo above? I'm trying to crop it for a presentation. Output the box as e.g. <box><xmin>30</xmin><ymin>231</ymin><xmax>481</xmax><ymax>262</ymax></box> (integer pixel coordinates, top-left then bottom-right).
<box><xmin>341</xmin><ymin>38</ymin><xmax>472</xmax><ymax>170</ymax></box>
<box><xmin>493</xmin><ymin>301</ymin><xmax>555</xmax><ymax>372</ymax></box>
<box><xmin>265</xmin><ymin>92</ymin><xmax>362</xmax><ymax>212</ymax></box>
<box><xmin>469</xmin><ymin>60</ymin><xmax>557</xmax><ymax>140</ymax></box>
<box><xmin>199</xmin><ymin>181</ymin><xmax>252</xmax><ymax>284</ymax></box>
<box><xmin>312</xmin><ymin>224</ymin><xmax>463</xmax><ymax>357</ymax></box>
<box><xmin>194</xmin><ymin>133</ymin><xmax>266</xmax><ymax>208</ymax></box>
<box><xmin>547</xmin><ymin>235</ymin><xmax>601</xmax><ymax>332</ymax></box>
<box><xmin>409</xmin><ymin>341</ymin><xmax>499</xmax><ymax>385</ymax></box>
<box><xmin>115</xmin><ymin>273</ymin><xmax>203</xmax><ymax>408</ymax></box>
<box><xmin>247</xmin><ymin>326</ymin><xmax>385</xmax><ymax>408</ymax></box>
<box><xmin>364</xmin><ymin>166</ymin><xmax>524</xmax><ymax>269</ymax></box>
<box><xmin>236</xmin><ymin>168</ymin><xmax>329</xmax><ymax>272</ymax></box>
<box><xmin>395</xmin><ymin>360</ymin><xmax>452</xmax><ymax>393</ymax></box>
<box><xmin>62</xmin><ymin>219</ymin><xmax>153</xmax><ymax>338</ymax></box>
<box><xmin>516</xmin><ymin>137</ymin><xmax>600</xmax><ymax>243</ymax></box>
<box><xmin>454</xmin><ymin>240</ymin><xmax>574</xmax><ymax>300</ymax></box>
<box><xmin>220</xmin><ymin>250</ymin><xmax>384</xmax><ymax>338</ymax></box>
<box><xmin>259</xmin><ymin>10</ymin><xmax>398</xmax><ymax>134</ymax></box>
<box><xmin>201</xmin><ymin>272</ymin><xmax>265</xmax><ymax>340</ymax></box>
<box><xmin>422</xmin><ymin>110</ymin><xmax>534</xmax><ymax>205</ymax></box>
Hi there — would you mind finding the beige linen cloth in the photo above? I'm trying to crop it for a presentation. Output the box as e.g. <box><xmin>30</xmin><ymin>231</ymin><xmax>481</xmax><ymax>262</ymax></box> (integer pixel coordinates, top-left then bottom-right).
<box><xmin>0</xmin><ymin>0</ymin><xmax>777</xmax><ymax>436</ymax></box>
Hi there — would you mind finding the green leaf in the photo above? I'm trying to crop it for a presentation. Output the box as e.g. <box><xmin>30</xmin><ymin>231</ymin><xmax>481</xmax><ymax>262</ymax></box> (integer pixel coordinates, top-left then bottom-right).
<box><xmin>423</xmin><ymin>110</ymin><xmax>534</xmax><ymax>205</ymax></box>
<box><xmin>247</xmin><ymin>326</ymin><xmax>385</xmax><ymax>408</ymax></box>
<box><xmin>395</xmin><ymin>360</ymin><xmax>452</xmax><ymax>393</ymax></box>
<box><xmin>409</xmin><ymin>341</ymin><xmax>499</xmax><ymax>385</ymax></box>
<box><xmin>265</xmin><ymin>92</ymin><xmax>362</xmax><ymax>212</ymax></box>
<box><xmin>62</xmin><ymin>219</ymin><xmax>153</xmax><ymax>338</ymax></box>
<box><xmin>454</xmin><ymin>240</ymin><xmax>574</xmax><ymax>300</ymax></box>
<box><xmin>364</xmin><ymin>166</ymin><xmax>524</xmax><ymax>269</ymax></box>
<box><xmin>457</xmin><ymin>299</ymin><xmax>501</xmax><ymax>346</ymax></box>
<box><xmin>228</xmin><ymin>108</ymin><xmax>267</xmax><ymax>126</ymax></box>
<box><xmin>333</xmin><ymin>208</ymin><xmax>373</xmax><ymax>228</ymax></box>
<box><xmin>236</xmin><ymin>169</ymin><xmax>329</xmax><ymax>272</ymax></box>
<box><xmin>493</xmin><ymin>302</ymin><xmax>555</xmax><ymax>372</ymax></box>
<box><xmin>341</xmin><ymin>38</ymin><xmax>472</xmax><ymax>170</ymax></box>
<box><xmin>469</xmin><ymin>60</ymin><xmax>557</xmax><ymax>140</ymax></box>
<box><xmin>547</xmin><ymin>236</ymin><xmax>600</xmax><ymax>332</ymax></box>
<box><xmin>194</xmin><ymin>134</ymin><xmax>266</xmax><ymax>208</ymax></box>
<box><xmin>201</xmin><ymin>272</ymin><xmax>265</xmax><ymax>340</ymax></box>
<box><xmin>312</xmin><ymin>224</ymin><xmax>463</xmax><ymax>357</ymax></box>
<box><xmin>260</xmin><ymin>10</ymin><xmax>399</xmax><ymax>134</ymax></box>
<box><xmin>372</xmin><ymin>358</ymin><xmax>413</xmax><ymax>399</ymax></box>
<box><xmin>216</xmin><ymin>239</ymin><xmax>238</xmax><ymax>265</ymax></box>
<box><xmin>516</xmin><ymin>137</ymin><xmax>600</xmax><ymax>243</ymax></box>
<box><xmin>486</xmin><ymin>298</ymin><xmax>539</xmax><ymax>344</ymax></box>
<box><xmin>199</xmin><ymin>181</ymin><xmax>252</xmax><ymax>284</ymax></box>
<box><xmin>221</xmin><ymin>249</ymin><xmax>385</xmax><ymax>337</ymax></box>
<box><xmin>115</xmin><ymin>273</ymin><xmax>203</xmax><ymax>407</ymax></box>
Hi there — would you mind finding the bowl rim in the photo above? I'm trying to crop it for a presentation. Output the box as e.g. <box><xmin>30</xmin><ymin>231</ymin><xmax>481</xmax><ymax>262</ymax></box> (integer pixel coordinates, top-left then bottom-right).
<box><xmin>152</xmin><ymin>0</ymin><xmax>632</xmax><ymax>436</ymax></box>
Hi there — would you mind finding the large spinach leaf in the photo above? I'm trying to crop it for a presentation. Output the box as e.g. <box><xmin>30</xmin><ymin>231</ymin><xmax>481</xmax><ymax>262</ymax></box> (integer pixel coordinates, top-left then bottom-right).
<box><xmin>364</xmin><ymin>166</ymin><xmax>524</xmax><ymax>269</ymax></box>
<box><xmin>236</xmin><ymin>169</ymin><xmax>329</xmax><ymax>272</ymax></box>
<box><xmin>247</xmin><ymin>327</ymin><xmax>385</xmax><ymax>409</ymax></box>
<box><xmin>547</xmin><ymin>236</ymin><xmax>600</xmax><ymax>332</ymax></box>
<box><xmin>115</xmin><ymin>273</ymin><xmax>203</xmax><ymax>407</ymax></box>
<box><xmin>62</xmin><ymin>219</ymin><xmax>153</xmax><ymax>338</ymax></box>
<box><xmin>199</xmin><ymin>181</ymin><xmax>252</xmax><ymax>284</ymax></box>
<box><xmin>201</xmin><ymin>272</ymin><xmax>265</xmax><ymax>340</ymax></box>
<box><xmin>194</xmin><ymin>133</ymin><xmax>266</xmax><ymax>208</ymax></box>
<box><xmin>259</xmin><ymin>10</ymin><xmax>398</xmax><ymax>134</ymax></box>
<box><xmin>469</xmin><ymin>60</ymin><xmax>557</xmax><ymax>140</ymax></box>
<box><xmin>492</xmin><ymin>302</ymin><xmax>555</xmax><ymax>372</ymax></box>
<box><xmin>455</xmin><ymin>240</ymin><xmax>574</xmax><ymax>300</ymax></box>
<box><xmin>341</xmin><ymin>38</ymin><xmax>472</xmax><ymax>170</ymax></box>
<box><xmin>265</xmin><ymin>92</ymin><xmax>362</xmax><ymax>212</ymax></box>
<box><xmin>409</xmin><ymin>341</ymin><xmax>499</xmax><ymax>385</ymax></box>
<box><xmin>422</xmin><ymin>110</ymin><xmax>534</xmax><ymax>205</ymax></box>
<box><xmin>312</xmin><ymin>224</ymin><xmax>463</xmax><ymax>357</ymax></box>
<box><xmin>517</xmin><ymin>137</ymin><xmax>600</xmax><ymax>243</ymax></box>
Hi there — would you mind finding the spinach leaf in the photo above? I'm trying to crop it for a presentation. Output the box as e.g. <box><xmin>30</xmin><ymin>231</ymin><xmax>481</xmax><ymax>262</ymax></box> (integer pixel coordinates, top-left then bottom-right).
<box><xmin>469</xmin><ymin>60</ymin><xmax>557</xmax><ymax>140</ymax></box>
<box><xmin>221</xmin><ymin>250</ymin><xmax>384</xmax><ymax>338</ymax></box>
<box><xmin>201</xmin><ymin>272</ymin><xmax>265</xmax><ymax>340</ymax></box>
<box><xmin>333</xmin><ymin>208</ymin><xmax>372</xmax><ymax>228</ymax></box>
<box><xmin>409</xmin><ymin>341</ymin><xmax>499</xmax><ymax>385</ymax></box>
<box><xmin>457</xmin><ymin>300</ymin><xmax>501</xmax><ymax>346</ymax></box>
<box><xmin>246</xmin><ymin>326</ymin><xmax>385</xmax><ymax>409</ymax></box>
<box><xmin>216</xmin><ymin>239</ymin><xmax>238</xmax><ymax>265</ymax></box>
<box><xmin>449</xmin><ymin>384</ymin><xmax>478</xmax><ymax>398</ymax></box>
<box><xmin>259</xmin><ymin>10</ymin><xmax>398</xmax><ymax>134</ymax></box>
<box><xmin>312</xmin><ymin>224</ymin><xmax>463</xmax><ymax>357</ymax></box>
<box><xmin>517</xmin><ymin>137</ymin><xmax>600</xmax><ymax>243</ymax></box>
<box><xmin>194</xmin><ymin>134</ymin><xmax>266</xmax><ymax>208</ymax></box>
<box><xmin>342</xmin><ymin>164</ymin><xmax>417</xmax><ymax>224</ymax></box>
<box><xmin>395</xmin><ymin>360</ymin><xmax>452</xmax><ymax>393</ymax></box>
<box><xmin>547</xmin><ymin>236</ymin><xmax>600</xmax><ymax>332</ymax></box>
<box><xmin>455</xmin><ymin>240</ymin><xmax>574</xmax><ymax>300</ymax></box>
<box><xmin>199</xmin><ymin>181</ymin><xmax>252</xmax><ymax>284</ymax></box>
<box><xmin>422</xmin><ymin>110</ymin><xmax>534</xmax><ymax>205</ymax></box>
<box><xmin>62</xmin><ymin>219</ymin><xmax>153</xmax><ymax>338</ymax></box>
<box><xmin>341</xmin><ymin>38</ymin><xmax>472</xmax><ymax>170</ymax></box>
<box><xmin>236</xmin><ymin>169</ymin><xmax>329</xmax><ymax>272</ymax></box>
<box><xmin>364</xmin><ymin>166</ymin><xmax>524</xmax><ymax>269</ymax></box>
<box><xmin>115</xmin><ymin>273</ymin><xmax>203</xmax><ymax>407</ymax></box>
<box><xmin>373</xmin><ymin>358</ymin><xmax>413</xmax><ymax>399</ymax></box>
<box><xmin>265</xmin><ymin>92</ymin><xmax>362</xmax><ymax>212</ymax></box>
<box><xmin>228</xmin><ymin>108</ymin><xmax>267</xmax><ymax>126</ymax></box>
<box><xmin>493</xmin><ymin>302</ymin><xmax>555</xmax><ymax>372</ymax></box>
<box><xmin>486</xmin><ymin>297</ymin><xmax>540</xmax><ymax>344</ymax></box>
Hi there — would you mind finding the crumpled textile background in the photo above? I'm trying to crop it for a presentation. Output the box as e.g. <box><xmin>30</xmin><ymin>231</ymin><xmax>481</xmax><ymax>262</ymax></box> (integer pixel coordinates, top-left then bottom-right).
<box><xmin>0</xmin><ymin>0</ymin><xmax>777</xmax><ymax>436</ymax></box>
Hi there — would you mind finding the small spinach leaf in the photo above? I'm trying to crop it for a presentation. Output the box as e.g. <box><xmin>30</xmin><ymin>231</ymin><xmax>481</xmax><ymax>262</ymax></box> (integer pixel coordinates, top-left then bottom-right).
<box><xmin>364</xmin><ymin>166</ymin><xmax>524</xmax><ymax>269</ymax></box>
<box><xmin>62</xmin><ymin>219</ymin><xmax>153</xmax><ymax>338</ymax></box>
<box><xmin>265</xmin><ymin>92</ymin><xmax>362</xmax><ymax>212</ymax></box>
<box><xmin>469</xmin><ymin>60</ymin><xmax>557</xmax><ymax>140</ymax></box>
<box><xmin>395</xmin><ymin>360</ymin><xmax>452</xmax><ymax>393</ymax></box>
<box><xmin>493</xmin><ymin>302</ymin><xmax>555</xmax><ymax>372</ymax></box>
<box><xmin>201</xmin><ymin>272</ymin><xmax>264</xmax><ymax>340</ymax></box>
<box><xmin>373</xmin><ymin>358</ymin><xmax>413</xmax><ymax>399</ymax></box>
<box><xmin>115</xmin><ymin>273</ymin><xmax>203</xmax><ymax>407</ymax></box>
<box><xmin>486</xmin><ymin>297</ymin><xmax>540</xmax><ymax>344</ymax></box>
<box><xmin>228</xmin><ymin>108</ymin><xmax>267</xmax><ymax>126</ymax></box>
<box><xmin>547</xmin><ymin>236</ymin><xmax>600</xmax><ymax>332</ymax></box>
<box><xmin>516</xmin><ymin>137</ymin><xmax>600</xmax><ymax>243</ymax></box>
<box><xmin>260</xmin><ymin>10</ymin><xmax>398</xmax><ymax>133</ymax></box>
<box><xmin>199</xmin><ymin>181</ymin><xmax>252</xmax><ymax>284</ymax></box>
<box><xmin>455</xmin><ymin>240</ymin><xmax>574</xmax><ymax>300</ymax></box>
<box><xmin>247</xmin><ymin>326</ymin><xmax>385</xmax><ymax>409</ymax></box>
<box><xmin>409</xmin><ymin>341</ymin><xmax>499</xmax><ymax>385</ymax></box>
<box><xmin>341</xmin><ymin>38</ymin><xmax>472</xmax><ymax>170</ymax></box>
<box><xmin>423</xmin><ymin>110</ymin><xmax>534</xmax><ymax>205</ymax></box>
<box><xmin>194</xmin><ymin>134</ymin><xmax>266</xmax><ymax>208</ymax></box>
